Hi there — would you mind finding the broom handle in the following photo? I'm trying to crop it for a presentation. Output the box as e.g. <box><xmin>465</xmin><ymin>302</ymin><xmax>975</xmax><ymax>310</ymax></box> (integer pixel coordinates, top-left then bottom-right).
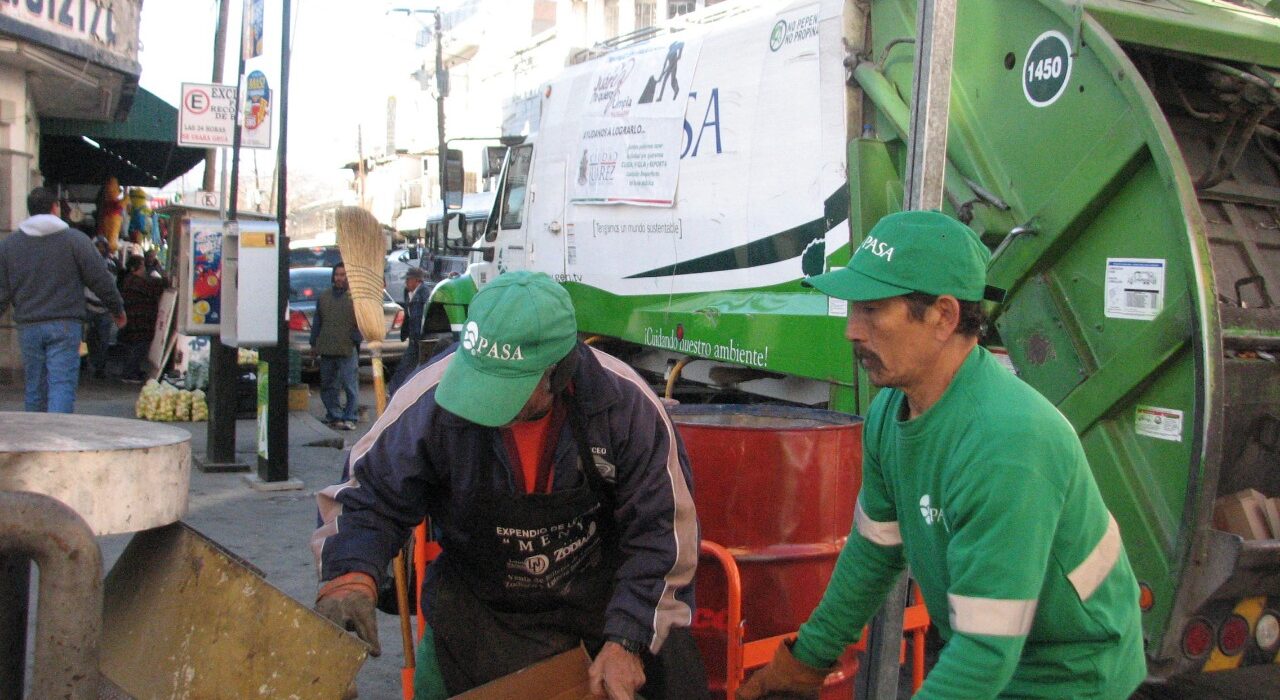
<box><xmin>371</xmin><ymin>344</ymin><xmax>387</xmax><ymax>417</ymax></box>
<box><xmin>367</xmin><ymin>342</ymin><xmax>409</xmax><ymax>672</ymax></box>
<box><xmin>393</xmin><ymin>550</ymin><xmax>415</xmax><ymax>672</ymax></box>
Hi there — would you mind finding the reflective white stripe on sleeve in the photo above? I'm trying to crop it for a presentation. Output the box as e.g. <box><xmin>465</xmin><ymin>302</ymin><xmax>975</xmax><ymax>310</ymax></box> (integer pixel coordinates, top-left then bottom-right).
<box><xmin>948</xmin><ymin>594</ymin><xmax>1038</xmax><ymax>636</ymax></box>
<box><xmin>1068</xmin><ymin>513</ymin><xmax>1122</xmax><ymax>602</ymax></box>
<box><xmin>854</xmin><ymin>499</ymin><xmax>902</xmax><ymax>546</ymax></box>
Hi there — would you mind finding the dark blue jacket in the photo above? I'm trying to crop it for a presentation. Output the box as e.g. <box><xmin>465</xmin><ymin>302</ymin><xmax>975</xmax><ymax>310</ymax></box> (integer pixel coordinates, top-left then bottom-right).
<box><xmin>400</xmin><ymin>283</ymin><xmax>426</xmax><ymax>343</ymax></box>
<box><xmin>313</xmin><ymin>343</ymin><xmax>700</xmax><ymax>652</ymax></box>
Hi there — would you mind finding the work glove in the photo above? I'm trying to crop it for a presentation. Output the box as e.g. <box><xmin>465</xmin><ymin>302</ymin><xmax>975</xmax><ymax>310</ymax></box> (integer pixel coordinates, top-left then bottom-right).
<box><xmin>736</xmin><ymin>639</ymin><xmax>829</xmax><ymax>700</ymax></box>
<box><xmin>315</xmin><ymin>571</ymin><xmax>381</xmax><ymax>657</ymax></box>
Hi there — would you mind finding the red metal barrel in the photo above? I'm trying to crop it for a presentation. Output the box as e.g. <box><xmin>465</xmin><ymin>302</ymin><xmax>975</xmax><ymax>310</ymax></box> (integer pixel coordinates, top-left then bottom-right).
<box><xmin>671</xmin><ymin>404</ymin><xmax>862</xmax><ymax>698</ymax></box>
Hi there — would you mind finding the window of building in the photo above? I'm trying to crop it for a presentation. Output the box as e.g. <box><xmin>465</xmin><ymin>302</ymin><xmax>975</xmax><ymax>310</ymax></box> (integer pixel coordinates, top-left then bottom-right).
<box><xmin>635</xmin><ymin>0</ymin><xmax>657</xmax><ymax>29</ymax></box>
<box><xmin>668</xmin><ymin>0</ymin><xmax>697</xmax><ymax>18</ymax></box>
<box><xmin>603</xmin><ymin>0</ymin><xmax>619</xmax><ymax>39</ymax></box>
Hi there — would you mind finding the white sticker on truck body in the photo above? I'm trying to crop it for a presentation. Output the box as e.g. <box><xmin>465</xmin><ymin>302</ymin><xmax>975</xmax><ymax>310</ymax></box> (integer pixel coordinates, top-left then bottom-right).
<box><xmin>1136</xmin><ymin>406</ymin><xmax>1183</xmax><ymax>442</ymax></box>
<box><xmin>1105</xmin><ymin>258</ymin><xmax>1165</xmax><ymax>320</ymax></box>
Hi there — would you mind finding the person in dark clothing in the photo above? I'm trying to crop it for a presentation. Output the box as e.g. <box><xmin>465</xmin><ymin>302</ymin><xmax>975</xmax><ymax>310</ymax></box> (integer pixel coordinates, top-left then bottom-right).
<box><xmin>312</xmin><ymin>271</ymin><xmax>706</xmax><ymax>700</ymax></box>
<box><xmin>387</xmin><ymin>266</ymin><xmax>427</xmax><ymax>396</ymax></box>
<box><xmin>0</xmin><ymin>187</ymin><xmax>125</xmax><ymax>412</ymax></box>
<box><xmin>309</xmin><ymin>262</ymin><xmax>362</xmax><ymax>430</ymax></box>
<box><xmin>143</xmin><ymin>248</ymin><xmax>163</xmax><ymax>278</ymax></box>
<box><xmin>84</xmin><ymin>237</ymin><xmax>120</xmax><ymax>378</ymax></box>
<box><xmin>118</xmin><ymin>254</ymin><xmax>166</xmax><ymax>382</ymax></box>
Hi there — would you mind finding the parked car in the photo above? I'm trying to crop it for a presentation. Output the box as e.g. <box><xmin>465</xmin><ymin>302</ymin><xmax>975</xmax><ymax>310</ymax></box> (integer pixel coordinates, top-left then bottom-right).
<box><xmin>287</xmin><ymin>267</ymin><xmax>408</xmax><ymax>372</ymax></box>
<box><xmin>288</xmin><ymin>243</ymin><xmax>343</xmax><ymax>269</ymax></box>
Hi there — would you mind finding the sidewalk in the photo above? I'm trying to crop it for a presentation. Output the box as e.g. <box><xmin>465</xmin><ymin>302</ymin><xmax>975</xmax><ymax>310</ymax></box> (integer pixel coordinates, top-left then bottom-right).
<box><xmin>1</xmin><ymin>372</ymin><xmax>406</xmax><ymax>699</ymax></box>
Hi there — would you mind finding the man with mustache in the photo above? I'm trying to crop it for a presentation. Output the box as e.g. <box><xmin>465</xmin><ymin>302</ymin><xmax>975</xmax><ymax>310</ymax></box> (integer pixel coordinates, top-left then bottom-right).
<box><xmin>739</xmin><ymin>211</ymin><xmax>1145</xmax><ymax>699</ymax></box>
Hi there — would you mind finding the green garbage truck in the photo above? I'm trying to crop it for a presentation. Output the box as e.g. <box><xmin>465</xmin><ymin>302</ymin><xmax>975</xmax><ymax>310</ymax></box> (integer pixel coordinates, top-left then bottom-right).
<box><xmin>423</xmin><ymin>0</ymin><xmax>1280</xmax><ymax>681</ymax></box>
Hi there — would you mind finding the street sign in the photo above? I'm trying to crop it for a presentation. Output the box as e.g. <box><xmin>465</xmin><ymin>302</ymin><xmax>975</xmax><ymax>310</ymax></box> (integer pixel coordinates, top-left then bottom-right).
<box><xmin>192</xmin><ymin>191</ymin><xmax>222</xmax><ymax>209</ymax></box>
<box><xmin>178</xmin><ymin>82</ymin><xmax>239</xmax><ymax>148</ymax></box>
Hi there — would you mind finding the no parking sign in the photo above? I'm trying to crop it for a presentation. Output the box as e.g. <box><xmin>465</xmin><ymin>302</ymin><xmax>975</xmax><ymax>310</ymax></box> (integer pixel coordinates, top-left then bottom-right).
<box><xmin>178</xmin><ymin>82</ymin><xmax>238</xmax><ymax>147</ymax></box>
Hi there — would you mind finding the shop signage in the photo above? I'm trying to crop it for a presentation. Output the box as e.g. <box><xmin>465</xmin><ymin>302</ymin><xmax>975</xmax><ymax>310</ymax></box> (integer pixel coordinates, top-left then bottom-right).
<box><xmin>0</xmin><ymin>0</ymin><xmax>141</xmax><ymax>64</ymax></box>
<box><xmin>178</xmin><ymin>82</ymin><xmax>239</xmax><ymax>148</ymax></box>
<box><xmin>241</xmin><ymin>71</ymin><xmax>272</xmax><ymax>150</ymax></box>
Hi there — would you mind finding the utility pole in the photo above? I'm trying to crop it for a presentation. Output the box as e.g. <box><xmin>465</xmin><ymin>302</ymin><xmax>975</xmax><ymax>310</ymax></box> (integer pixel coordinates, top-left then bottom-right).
<box><xmin>259</xmin><ymin>0</ymin><xmax>294</xmax><ymax>484</ymax></box>
<box><xmin>203</xmin><ymin>0</ymin><xmax>230</xmax><ymax>194</ymax></box>
<box><xmin>204</xmin><ymin>0</ymin><xmax>246</xmax><ymax>472</ymax></box>
<box><xmin>434</xmin><ymin>9</ymin><xmax>447</xmax><ymax>258</ymax></box>
<box><xmin>357</xmin><ymin>125</ymin><xmax>367</xmax><ymax>209</ymax></box>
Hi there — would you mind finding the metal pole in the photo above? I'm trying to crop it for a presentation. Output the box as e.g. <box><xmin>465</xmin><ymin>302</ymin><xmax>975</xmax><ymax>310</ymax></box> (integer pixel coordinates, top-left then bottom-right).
<box><xmin>208</xmin><ymin>28</ymin><xmax>250</xmax><ymax>468</ymax></box>
<box><xmin>259</xmin><ymin>0</ymin><xmax>293</xmax><ymax>483</ymax></box>
<box><xmin>862</xmin><ymin>0</ymin><xmax>956</xmax><ymax>696</ymax></box>
<box><xmin>203</xmin><ymin>0</ymin><xmax>230</xmax><ymax>194</ymax></box>
<box><xmin>435</xmin><ymin>11</ymin><xmax>447</xmax><ymax>257</ymax></box>
<box><xmin>903</xmin><ymin>0</ymin><xmax>957</xmax><ymax>211</ymax></box>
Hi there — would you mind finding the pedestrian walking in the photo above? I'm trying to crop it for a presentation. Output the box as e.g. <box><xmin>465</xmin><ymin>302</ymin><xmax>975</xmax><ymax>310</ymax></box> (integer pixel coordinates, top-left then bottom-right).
<box><xmin>84</xmin><ymin>237</ymin><xmax>120</xmax><ymax>379</ymax></box>
<box><xmin>309</xmin><ymin>262</ymin><xmax>362</xmax><ymax>430</ymax></box>
<box><xmin>0</xmin><ymin>187</ymin><xmax>125</xmax><ymax>412</ymax></box>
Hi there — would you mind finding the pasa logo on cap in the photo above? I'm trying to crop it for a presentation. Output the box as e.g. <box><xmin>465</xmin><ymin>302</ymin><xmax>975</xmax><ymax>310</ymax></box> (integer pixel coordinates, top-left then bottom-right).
<box><xmin>859</xmin><ymin>235</ymin><xmax>895</xmax><ymax>262</ymax></box>
<box><xmin>462</xmin><ymin>320</ymin><xmax>526</xmax><ymax>361</ymax></box>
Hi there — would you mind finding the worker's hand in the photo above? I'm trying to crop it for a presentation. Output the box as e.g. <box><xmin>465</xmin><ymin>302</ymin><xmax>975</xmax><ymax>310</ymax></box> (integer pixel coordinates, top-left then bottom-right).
<box><xmin>314</xmin><ymin>572</ymin><xmax>381</xmax><ymax>657</ymax></box>
<box><xmin>736</xmin><ymin>639</ymin><xmax>828</xmax><ymax>700</ymax></box>
<box><xmin>113</xmin><ymin>312</ymin><xmax>127</xmax><ymax>329</ymax></box>
<box><xmin>589</xmin><ymin>641</ymin><xmax>645</xmax><ymax>700</ymax></box>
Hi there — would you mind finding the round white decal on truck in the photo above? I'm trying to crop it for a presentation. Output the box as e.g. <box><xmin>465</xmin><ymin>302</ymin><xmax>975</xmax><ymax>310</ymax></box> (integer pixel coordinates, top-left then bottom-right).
<box><xmin>1022</xmin><ymin>30</ymin><xmax>1073</xmax><ymax>108</ymax></box>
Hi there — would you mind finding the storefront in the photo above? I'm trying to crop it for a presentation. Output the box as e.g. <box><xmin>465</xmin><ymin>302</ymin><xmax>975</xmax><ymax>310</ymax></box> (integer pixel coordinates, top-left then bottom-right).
<box><xmin>0</xmin><ymin>1</ymin><xmax>201</xmax><ymax>382</ymax></box>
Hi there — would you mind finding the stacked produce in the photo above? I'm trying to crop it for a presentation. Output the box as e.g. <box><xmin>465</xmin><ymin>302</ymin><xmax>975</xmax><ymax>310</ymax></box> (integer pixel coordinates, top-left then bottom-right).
<box><xmin>135</xmin><ymin>380</ymin><xmax>209</xmax><ymax>422</ymax></box>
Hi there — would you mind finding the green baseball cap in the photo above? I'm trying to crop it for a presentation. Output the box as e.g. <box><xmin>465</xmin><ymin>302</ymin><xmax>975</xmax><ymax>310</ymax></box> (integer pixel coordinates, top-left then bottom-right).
<box><xmin>804</xmin><ymin>210</ymin><xmax>999</xmax><ymax>302</ymax></box>
<box><xmin>436</xmin><ymin>271</ymin><xmax>578</xmax><ymax>427</ymax></box>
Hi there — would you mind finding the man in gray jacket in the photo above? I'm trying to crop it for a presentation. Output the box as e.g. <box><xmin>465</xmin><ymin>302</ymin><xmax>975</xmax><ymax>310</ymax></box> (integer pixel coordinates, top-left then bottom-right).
<box><xmin>0</xmin><ymin>187</ymin><xmax>125</xmax><ymax>412</ymax></box>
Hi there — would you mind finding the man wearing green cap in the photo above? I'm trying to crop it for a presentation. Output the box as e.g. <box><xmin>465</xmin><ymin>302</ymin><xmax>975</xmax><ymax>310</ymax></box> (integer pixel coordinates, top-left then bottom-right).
<box><xmin>738</xmin><ymin>211</ymin><xmax>1145</xmax><ymax>699</ymax></box>
<box><xmin>312</xmin><ymin>271</ymin><xmax>705</xmax><ymax>700</ymax></box>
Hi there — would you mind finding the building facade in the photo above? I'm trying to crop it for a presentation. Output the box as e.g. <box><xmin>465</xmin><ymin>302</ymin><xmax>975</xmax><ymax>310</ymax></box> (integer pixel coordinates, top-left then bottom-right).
<box><xmin>0</xmin><ymin>0</ymin><xmax>145</xmax><ymax>381</ymax></box>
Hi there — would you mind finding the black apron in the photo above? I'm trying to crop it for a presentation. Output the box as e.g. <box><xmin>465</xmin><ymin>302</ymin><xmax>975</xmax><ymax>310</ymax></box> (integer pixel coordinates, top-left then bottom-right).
<box><xmin>425</xmin><ymin>396</ymin><xmax>709</xmax><ymax>699</ymax></box>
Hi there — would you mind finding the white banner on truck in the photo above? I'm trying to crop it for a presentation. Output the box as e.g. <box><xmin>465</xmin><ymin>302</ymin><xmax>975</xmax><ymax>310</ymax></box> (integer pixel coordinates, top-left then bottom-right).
<box><xmin>570</xmin><ymin>37</ymin><xmax>703</xmax><ymax>206</ymax></box>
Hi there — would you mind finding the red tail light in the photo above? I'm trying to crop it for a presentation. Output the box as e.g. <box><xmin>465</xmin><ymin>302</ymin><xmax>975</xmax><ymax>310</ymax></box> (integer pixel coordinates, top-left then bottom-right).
<box><xmin>1182</xmin><ymin>618</ymin><xmax>1214</xmax><ymax>658</ymax></box>
<box><xmin>391</xmin><ymin>309</ymin><xmax>405</xmax><ymax>330</ymax></box>
<box><xmin>288</xmin><ymin>309</ymin><xmax>310</xmax><ymax>331</ymax></box>
<box><xmin>1219</xmin><ymin>615</ymin><xmax>1250</xmax><ymax>656</ymax></box>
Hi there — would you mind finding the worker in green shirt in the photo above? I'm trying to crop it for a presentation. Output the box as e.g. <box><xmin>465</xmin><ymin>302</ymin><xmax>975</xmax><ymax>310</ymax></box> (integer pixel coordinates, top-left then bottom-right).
<box><xmin>738</xmin><ymin>210</ymin><xmax>1146</xmax><ymax>699</ymax></box>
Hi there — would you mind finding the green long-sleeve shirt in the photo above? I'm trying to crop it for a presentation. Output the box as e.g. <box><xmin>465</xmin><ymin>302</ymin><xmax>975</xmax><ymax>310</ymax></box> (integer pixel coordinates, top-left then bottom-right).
<box><xmin>794</xmin><ymin>347</ymin><xmax>1146</xmax><ymax>698</ymax></box>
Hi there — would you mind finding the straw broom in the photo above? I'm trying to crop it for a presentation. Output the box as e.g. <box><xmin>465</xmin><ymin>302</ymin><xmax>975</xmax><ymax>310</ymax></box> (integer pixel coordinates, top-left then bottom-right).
<box><xmin>336</xmin><ymin>206</ymin><xmax>416</xmax><ymax>694</ymax></box>
<box><xmin>335</xmin><ymin>206</ymin><xmax>389</xmax><ymax>415</ymax></box>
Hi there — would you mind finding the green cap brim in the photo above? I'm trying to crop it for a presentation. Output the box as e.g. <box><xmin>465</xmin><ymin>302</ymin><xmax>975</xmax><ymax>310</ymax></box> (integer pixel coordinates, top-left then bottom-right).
<box><xmin>435</xmin><ymin>355</ymin><xmax>545</xmax><ymax>427</ymax></box>
<box><xmin>803</xmin><ymin>266</ymin><xmax>914</xmax><ymax>301</ymax></box>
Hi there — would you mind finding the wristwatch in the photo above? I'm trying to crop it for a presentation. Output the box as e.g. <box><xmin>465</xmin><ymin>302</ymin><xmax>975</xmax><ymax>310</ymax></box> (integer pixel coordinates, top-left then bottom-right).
<box><xmin>607</xmin><ymin>635</ymin><xmax>645</xmax><ymax>655</ymax></box>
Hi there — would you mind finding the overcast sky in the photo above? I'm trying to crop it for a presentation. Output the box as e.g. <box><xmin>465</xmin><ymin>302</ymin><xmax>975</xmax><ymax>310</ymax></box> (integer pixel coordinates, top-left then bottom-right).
<box><xmin>138</xmin><ymin>0</ymin><xmax>424</xmax><ymax>194</ymax></box>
